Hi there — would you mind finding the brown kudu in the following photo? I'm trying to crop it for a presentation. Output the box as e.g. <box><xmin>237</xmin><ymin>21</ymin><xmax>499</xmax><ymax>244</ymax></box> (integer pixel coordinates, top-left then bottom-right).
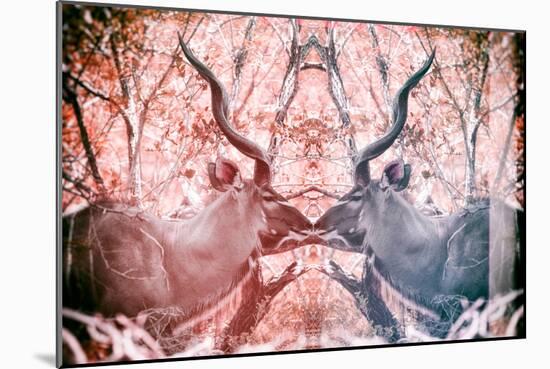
<box><xmin>62</xmin><ymin>36</ymin><xmax>313</xmax><ymax>323</ymax></box>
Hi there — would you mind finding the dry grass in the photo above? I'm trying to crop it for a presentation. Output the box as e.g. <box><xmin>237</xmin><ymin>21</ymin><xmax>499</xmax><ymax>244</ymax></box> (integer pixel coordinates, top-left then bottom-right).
<box><xmin>62</xmin><ymin>289</ymin><xmax>524</xmax><ymax>365</ymax></box>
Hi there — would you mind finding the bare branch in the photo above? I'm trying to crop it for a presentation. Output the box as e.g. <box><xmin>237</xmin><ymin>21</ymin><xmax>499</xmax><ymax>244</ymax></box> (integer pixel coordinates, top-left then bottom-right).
<box><xmin>274</xmin><ymin>19</ymin><xmax>301</xmax><ymax>125</ymax></box>
<box><xmin>62</xmin><ymin>328</ymin><xmax>87</xmax><ymax>364</ymax></box>
<box><xmin>326</xmin><ymin>24</ymin><xmax>351</xmax><ymax>127</ymax></box>
<box><xmin>284</xmin><ymin>185</ymin><xmax>341</xmax><ymax>200</ymax></box>
<box><xmin>63</xmin><ymin>77</ymin><xmax>105</xmax><ymax>190</ymax></box>
<box><xmin>229</xmin><ymin>17</ymin><xmax>256</xmax><ymax>113</ymax></box>
<box><xmin>368</xmin><ymin>25</ymin><xmax>392</xmax><ymax>115</ymax></box>
<box><xmin>265</xmin><ymin>18</ymin><xmax>291</xmax><ymax>55</ymax></box>
<box><xmin>217</xmin><ymin>262</ymin><xmax>311</xmax><ymax>353</ymax></box>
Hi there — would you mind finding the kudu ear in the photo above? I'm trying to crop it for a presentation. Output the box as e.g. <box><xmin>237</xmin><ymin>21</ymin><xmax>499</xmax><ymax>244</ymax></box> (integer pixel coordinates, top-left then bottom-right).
<box><xmin>208</xmin><ymin>158</ymin><xmax>243</xmax><ymax>192</ymax></box>
<box><xmin>380</xmin><ymin>159</ymin><xmax>411</xmax><ymax>192</ymax></box>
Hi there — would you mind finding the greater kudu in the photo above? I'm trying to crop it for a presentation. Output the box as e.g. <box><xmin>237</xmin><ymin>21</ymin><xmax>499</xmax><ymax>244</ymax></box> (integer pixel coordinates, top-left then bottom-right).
<box><xmin>313</xmin><ymin>51</ymin><xmax>523</xmax><ymax>339</ymax></box>
<box><xmin>63</xmin><ymin>36</ymin><xmax>312</xmax><ymax>322</ymax></box>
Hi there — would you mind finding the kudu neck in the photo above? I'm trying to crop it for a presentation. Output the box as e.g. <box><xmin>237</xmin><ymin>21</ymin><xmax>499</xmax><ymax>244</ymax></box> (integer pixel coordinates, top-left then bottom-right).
<box><xmin>367</xmin><ymin>191</ymin><xmax>441</xmax><ymax>260</ymax></box>
<box><xmin>364</xmin><ymin>190</ymin><xmax>451</xmax><ymax>300</ymax></box>
<box><xmin>174</xmin><ymin>190</ymin><xmax>260</xmax><ymax>265</ymax></box>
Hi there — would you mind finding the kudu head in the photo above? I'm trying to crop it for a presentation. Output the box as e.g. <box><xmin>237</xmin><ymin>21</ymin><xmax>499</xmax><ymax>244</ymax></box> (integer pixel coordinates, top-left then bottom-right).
<box><xmin>315</xmin><ymin>51</ymin><xmax>435</xmax><ymax>254</ymax></box>
<box><xmin>179</xmin><ymin>35</ymin><xmax>312</xmax><ymax>255</ymax></box>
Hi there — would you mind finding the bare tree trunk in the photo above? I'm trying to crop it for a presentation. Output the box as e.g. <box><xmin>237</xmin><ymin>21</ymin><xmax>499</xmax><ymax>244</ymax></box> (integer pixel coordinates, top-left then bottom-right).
<box><xmin>62</xmin><ymin>75</ymin><xmax>105</xmax><ymax>191</ymax></box>
<box><xmin>217</xmin><ymin>262</ymin><xmax>307</xmax><ymax>353</ymax></box>
<box><xmin>326</xmin><ymin>25</ymin><xmax>351</xmax><ymax>127</ymax></box>
<box><xmin>274</xmin><ymin>22</ymin><xmax>353</xmax><ymax>128</ymax></box>
<box><xmin>420</xmin><ymin>31</ymin><xmax>491</xmax><ymax>206</ymax></box>
<box><xmin>229</xmin><ymin>17</ymin><xmax>256</xmax><ymax>114</ymax></box>
<box><xmin>492</xmin><ymin>104</ymin><xmax>518</xmax><ymax>192</ymax></box>
<box><xmin>319</xmin><ymin>260</ymin><xmax>403</xmax><ymax>343</ymax></box>
<box><xmin>269</xmin><ymin>19</ymin><xmax>301</xmax><ymax>158</ymax></box>
<box><xmin>368</xmin><ymin>25</ymin><xmax>392</xmax><ymax>115</ymax></box>
<box><xmin>274</xmin><ymin>20</ymin><xmax>301</xmax><ymax>125</ymax></box>
<box><xmin>463</xmin><ymin>36</ymin><xmax>490</xmax><ymax>205</ymax></box>
<box><xmin>108</xmin><ymin>25</ymin><xmax>144</xmax><ymax>207</ymax></box>
<box><xmin>125</xmin><ymin>94</ymin><xmax>144</xmax><ymax>207</ymax></box>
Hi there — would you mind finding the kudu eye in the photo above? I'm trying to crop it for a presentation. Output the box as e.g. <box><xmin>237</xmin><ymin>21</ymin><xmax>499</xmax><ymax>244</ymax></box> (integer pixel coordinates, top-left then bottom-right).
<box><xmin>261</xmin><ymin>190</ymin><xmax>280</xmax><ymax>201</ymax></box>
<box><xmin>262</xmin><ymin>194</ymin><xmax>276</xmax><ymax>201</ymax></box>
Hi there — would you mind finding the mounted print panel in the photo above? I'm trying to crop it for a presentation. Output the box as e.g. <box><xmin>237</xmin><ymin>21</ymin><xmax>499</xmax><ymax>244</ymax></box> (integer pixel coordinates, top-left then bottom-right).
<box><xmin>57</xmin><ymin>1</ymin><xmax>525</xmax><ymax>366</ymax></box>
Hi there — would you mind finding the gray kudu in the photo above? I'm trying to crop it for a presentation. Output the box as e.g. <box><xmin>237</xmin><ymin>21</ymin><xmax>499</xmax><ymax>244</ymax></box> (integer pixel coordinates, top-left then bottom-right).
<box><xmin>314</xmin><ymin>50</ymin><xmax>524</xmax><ymax>338</ymax></box>
<box><xmin>63</xmin><ymin>35</ymin><xmax>313</xmax><ymax>319</ymax></box>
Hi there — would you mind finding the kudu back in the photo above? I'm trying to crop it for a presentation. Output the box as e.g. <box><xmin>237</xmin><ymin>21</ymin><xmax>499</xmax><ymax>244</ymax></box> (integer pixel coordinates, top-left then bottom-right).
<box><xmin>63</xmin><ymin>36</ymin><xmax>312</xmax><ymax>318</ymax></box>
<box><xmin>315</xmin><ymin>51</ymin><xmax>523</xmax><ymax>323</ymax></box>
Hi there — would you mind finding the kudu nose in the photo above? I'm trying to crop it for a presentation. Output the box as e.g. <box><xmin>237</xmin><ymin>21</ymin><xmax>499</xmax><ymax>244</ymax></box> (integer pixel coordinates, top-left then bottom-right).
<box><xmin>313</xmin><ymin>216</ymin><xmax>333</xmax><ymax>236</ymax></box>
<box><xmin>294</xmin><ymin>220</ymin><xmax>314</xmax><ymax>236</ymax></box>
<box><xmin>289</xmin><ymin>211</ymin><xmax>314</xmax><ymax>235</ymax></box>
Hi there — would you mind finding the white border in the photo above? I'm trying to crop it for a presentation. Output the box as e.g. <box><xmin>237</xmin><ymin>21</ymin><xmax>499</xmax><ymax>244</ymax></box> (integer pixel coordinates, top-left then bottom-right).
<box><xmin>1</xmin><ymin>1</ymin><xmax>545</xmax><ymax>368</ymax></box>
